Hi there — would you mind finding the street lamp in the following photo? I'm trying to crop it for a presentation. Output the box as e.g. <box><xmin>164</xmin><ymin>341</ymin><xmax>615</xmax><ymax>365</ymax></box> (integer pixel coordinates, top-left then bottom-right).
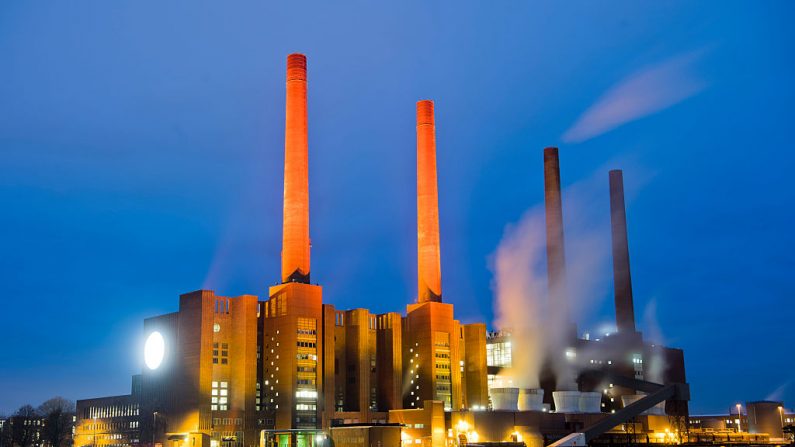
<box><xmin>779</xmin><ymin>406</ymin><xmax>785</xmax><ymax>430</ymax></box>
<box><xmin>152</xmin><ymin>412</ymin><xmax>159</xmax><ymax>447</ymax></box>
<box><xmin>736</xmin><ymin>404</ymin><xmax>742</xmax><ymax>433</ymax></box>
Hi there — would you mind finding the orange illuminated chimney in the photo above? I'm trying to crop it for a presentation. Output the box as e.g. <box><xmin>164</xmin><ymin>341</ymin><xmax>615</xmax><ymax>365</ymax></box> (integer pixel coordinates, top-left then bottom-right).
<box><xmin>416</xmin><ymin>100</ymin><xmax>442</xmax><ymax>303</ymax></box>
<box><xmin>281</xmin><ymin>53</ymin><xmax>311</xmax><ymax>283</ymax></box>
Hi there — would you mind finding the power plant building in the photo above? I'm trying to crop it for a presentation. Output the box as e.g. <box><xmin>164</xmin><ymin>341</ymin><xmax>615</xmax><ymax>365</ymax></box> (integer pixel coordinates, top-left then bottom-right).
<box><xmin>74</xmin><ymin>54</ymin><xmax>693</xmax><ymax>447</ymax></box>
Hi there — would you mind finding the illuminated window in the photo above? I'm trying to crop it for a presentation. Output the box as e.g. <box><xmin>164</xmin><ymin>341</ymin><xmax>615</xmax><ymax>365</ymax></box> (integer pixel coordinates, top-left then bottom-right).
<box><xmin>211</xmin><ymin>381</ymin><xmax>229</xmax><ymax>411</ymax></box>
<box><xmin>486</xmin><ymin>340</ymin><xmax>512</xmax><ymax>367</ymax></box>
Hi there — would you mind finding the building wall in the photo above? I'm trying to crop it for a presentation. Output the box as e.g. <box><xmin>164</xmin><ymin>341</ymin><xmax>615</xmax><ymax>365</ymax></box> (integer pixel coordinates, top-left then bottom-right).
<box><xmin>462</xmin><ymin>324</ymin><xmax>488</xmax><ymax>409</ymax></box>
<box><xmin>403</xmin><ymin>302</ymin><xmax>462</xmax><ymax>412</ymax></box>
<box><xmin>79</xmin><ymin>287</ymin><xmax>489</xmax><ymax>445</ymax></box>
<box><xmin>75</xmin><ymin>395</ymin><xmax>140</xmax><ymax>447</ymax></box>
<box><xmin>138</xmin><ymin>291</ymin><xmax>261</xmax><ymax>447</ymax></box>
<box><xmin>389</xmin><ymin>400</ymin><xmax>445</xmax><ymax>447</ymax></box>
<box><xmin>376</xmin><ymin>313</ymin><xmax>403</xmax><ymax>412</ymax></box>
<box><xmin>262</xmin><ymin>282</ymin><xmax>324</xmax><ymax>430</ymax></box>
<box><xmin>328</xmin><ymin>426</ymin><xmax>400</xmax><ymax>447</ymax></box>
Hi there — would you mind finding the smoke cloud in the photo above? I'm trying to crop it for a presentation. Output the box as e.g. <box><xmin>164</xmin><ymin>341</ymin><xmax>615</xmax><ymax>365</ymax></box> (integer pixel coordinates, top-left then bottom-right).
<box><xmin>643</xmin><ymin>298</ymin><xmax>666</xmax><ymax>384</ymax></box>
<box><xmin>563</xmin><ymin>49</ymin><xmax>708</xmax><ymax>143</ymax></box>
<box><xmin>493</xmin><ymin>210</ymin><xmax>547</xmax><ymax>388</ymax></box>
<box><xmin>492</xmin><ymin>171</ymin><xmax>612</xmax><ymax>389</ymax></box>
<box><xmin>765</xmin><ymin>381</ymin><xmax>790</xmax><ymax>402</ymax></box>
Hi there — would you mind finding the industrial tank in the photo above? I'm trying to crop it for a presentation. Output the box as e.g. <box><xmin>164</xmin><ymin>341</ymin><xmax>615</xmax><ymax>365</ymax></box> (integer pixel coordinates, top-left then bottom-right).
<box><xmin>578</xmin><ymin>392</ymin><xmax>602</xmax><ymax>413</ymax></box>
<box><xmin>746</xmin><ymin>401</ymin><xmax>784</xmax><ymax>439</ymax></box>
<box><xmin>518</xmin><ymin>388</ymin><xmax>545</xmax><ymax>411</ymax></box>
<box><xmin>490</xmin><ymin>387</ymin><xmax>519</xmax><ymax>411</ymax></box>
<box><xmin>553</xmin><ymin>391</ymin><xmax>582</xmax><ymax>413</ymax></box>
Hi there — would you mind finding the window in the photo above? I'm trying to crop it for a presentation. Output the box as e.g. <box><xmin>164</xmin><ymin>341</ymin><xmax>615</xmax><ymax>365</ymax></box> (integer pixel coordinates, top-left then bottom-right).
<box><xmin>486</xmin><ymin>340</ymin><xmax>512</xmax><ymax>367</ymax></box>
<box><xmin>213</xmin><ymin>343</ymin><xmax>229</xmax><ymax>365</ymax></box>
<box><xmin>211</xmin><ymin>381</ymin><xmax>229</xmax><ymax>411</ymax></box>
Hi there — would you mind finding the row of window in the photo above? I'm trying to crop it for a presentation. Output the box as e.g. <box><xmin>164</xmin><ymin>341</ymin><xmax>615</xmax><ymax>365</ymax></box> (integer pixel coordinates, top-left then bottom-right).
<box><xmin>214</xmin><ymin>299</ymin><xmax>230</xmax><ymax>314</ymax></box>
<box><xmin>84</xmin><ymin>404</ymin><xmax>139</xmax><ymax>419</ymax></box>
<box><xmin>210</xmin><ymin>382</ymin><xmax>229</xmax><ymax>411</ymax></box>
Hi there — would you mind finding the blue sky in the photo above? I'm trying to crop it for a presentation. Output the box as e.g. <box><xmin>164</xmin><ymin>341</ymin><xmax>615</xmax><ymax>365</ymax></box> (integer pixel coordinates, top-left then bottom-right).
<box><xmin>1</xmin><ymin>1</ymin><xmax>793</xmax><ymax>415</ymax></box>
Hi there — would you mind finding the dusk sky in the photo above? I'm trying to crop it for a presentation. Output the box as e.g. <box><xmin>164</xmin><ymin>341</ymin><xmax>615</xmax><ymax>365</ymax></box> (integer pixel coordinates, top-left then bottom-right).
<box><xmin>1</xmin><ymin>1</ymin><xmax>793</xmax><ymax>415</ymax></box>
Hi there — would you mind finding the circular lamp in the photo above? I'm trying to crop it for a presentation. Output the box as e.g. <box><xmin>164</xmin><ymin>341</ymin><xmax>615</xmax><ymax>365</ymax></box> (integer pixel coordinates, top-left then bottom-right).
<box><xmin>144</xmin><ymin>331</ymin><xmax>165</xmax><ymax>370</ymax></box>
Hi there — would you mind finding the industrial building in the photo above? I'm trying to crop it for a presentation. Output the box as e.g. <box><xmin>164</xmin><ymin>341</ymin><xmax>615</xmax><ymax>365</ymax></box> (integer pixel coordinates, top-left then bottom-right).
<box><xmin>688</xmin><ymin>402</ymin><xmax>794</xmax><ymax>443</ymax></box>
<box><xmin>73</xmin><ymin>53</ymin><xmax>711</xmax><ymax>447</ymax></box>
<box><xmin>75</xmin><ymin>54</ymin><xmax>487</xmax><ymax>447</ymax></box>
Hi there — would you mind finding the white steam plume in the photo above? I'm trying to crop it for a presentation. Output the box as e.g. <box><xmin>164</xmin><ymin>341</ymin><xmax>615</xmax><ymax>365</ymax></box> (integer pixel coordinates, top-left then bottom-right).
<box><xmin>493</xmin><ymin>210</ymin><xmax>547</xmax><ymax>388</ymax></box>
<box><xmin>492</xmin><ymin>171</ymin><xmax>612</xmax><ymax>390</ymax></box>
<box><xmin>643</xmin><ymin>298</ymin><xmax>666</xmax><ymax>384</ymax></box>
<box><xmin>563</xmin><ymin>49</ymin><xmax>708</xmax><ymax>143</ymax></box>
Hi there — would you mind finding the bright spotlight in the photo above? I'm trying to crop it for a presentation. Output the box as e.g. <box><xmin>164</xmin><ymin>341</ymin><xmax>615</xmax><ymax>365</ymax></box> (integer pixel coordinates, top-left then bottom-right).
<box><xmin>145</xmin><ymin>331</ymin><xmax>165</xmax><ymax>370</ymax></box>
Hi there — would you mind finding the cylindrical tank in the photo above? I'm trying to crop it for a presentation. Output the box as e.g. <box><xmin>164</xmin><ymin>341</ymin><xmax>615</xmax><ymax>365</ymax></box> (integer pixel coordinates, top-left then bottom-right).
<box><xmin>490</xmin><ymin>387</ymin><xmax>519</xmax><ymax>411</ymax></box>
<box><xmin>518</xmin><ymin>388</ymin><xmax>545</xmax><ymax>411</ymax></box>
<box><xmin>553</xmin><ymin>391</ymin><xmax>581</xmax><ymax>413</ymax></box>
<box><xmin>746</xmin><ymin>401</ymin><xmax>784</xmax><ymax>438</ymax></box>
<box><xmin>579</xmin><ymin>392</ymin><xmax>602</xmax><ymax>413</ymax></box>
<box><xmin>621</xmin><ymin>394</ymin><xmax>666</xmax><ymax>415</ymax></box>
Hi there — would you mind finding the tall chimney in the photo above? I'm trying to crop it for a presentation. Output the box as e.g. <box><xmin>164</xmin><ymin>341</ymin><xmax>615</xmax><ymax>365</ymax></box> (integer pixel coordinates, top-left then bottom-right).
<box><xmin>416</xmin><ymin>100</ymin><xmax>442</xmax><ymax>303</ymax></box>
<box><xmin>543</xmin><ymin>147</ymin><xmax>568</xmax><ymax>320</ymax></box>
<box><xmin>609</xmin><ymin>170</ymin><xmax>636</xmax><ymax>332</ymax></box>
<box><xmin>281</xmin><ymin>53</ymin><xmax>311</xmax><ymax>284</ymax></box>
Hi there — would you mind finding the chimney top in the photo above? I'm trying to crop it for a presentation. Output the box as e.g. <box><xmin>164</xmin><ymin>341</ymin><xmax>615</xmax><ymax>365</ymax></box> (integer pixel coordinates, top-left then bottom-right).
<box><xmin>287</xmin><ymin>53</ymin><xmax>307</xmax><ymax>81</ymax></box>
<box><xmin>416</xmin><ymin>100</ymin><xmax>435</xmax><ymax>125</ymax></box>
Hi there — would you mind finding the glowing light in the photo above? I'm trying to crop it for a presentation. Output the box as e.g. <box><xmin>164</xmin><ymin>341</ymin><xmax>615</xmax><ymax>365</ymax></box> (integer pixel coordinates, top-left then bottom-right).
<box><xmin>469</xmin><ymin>432</ymin><xmax>479</xmax><ymax>443</ymax></box>
<box><xmin>144</xmin><ymin>331</ymin><xmax>165</xmax><ymax>370</ymax></box>
<box><xmin>457</xmin><ymin>420</ymin><xmax>469</xmax><ymax>432</ymax></box>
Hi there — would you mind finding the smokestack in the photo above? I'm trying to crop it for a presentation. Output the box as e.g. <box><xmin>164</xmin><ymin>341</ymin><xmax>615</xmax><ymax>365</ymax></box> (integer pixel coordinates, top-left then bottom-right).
<box><xmin>543</xmin><ymin>147</ymin><xmax>567</xmax><ymax>316</ymax></box>
<box><xmin>281</xmin><ymin>53</ymin><xmax>311</xmax><ymax>284</ymax></box>
<box><xmin>416</xmin><ymin>100</ymin><xmax>442</xmax><ymax>303</ymax></box>
<box><xmin>609</xmin><ymin>170</ymin><xmax>636</xmax><ymax>332</ymax></box>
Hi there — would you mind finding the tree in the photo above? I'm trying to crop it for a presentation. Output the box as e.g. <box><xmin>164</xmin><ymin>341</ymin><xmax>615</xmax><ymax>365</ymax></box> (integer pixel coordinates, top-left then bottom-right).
<box><xmin>9</xmin><ymin>405</ymin><xmax>38</xmax><ymax>447</ymax></box>
<box><xmin>37</xmin><ymin>398</ymin><xmax>75</xmax><ymax>447</ymax></box>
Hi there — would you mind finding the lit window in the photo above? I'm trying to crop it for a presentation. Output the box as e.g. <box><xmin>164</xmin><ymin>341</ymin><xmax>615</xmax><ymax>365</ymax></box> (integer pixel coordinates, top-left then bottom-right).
<box><xmin>211</xmin><ymin>381</ymin><xmax>229</xmax><ymax>411</ymax></box>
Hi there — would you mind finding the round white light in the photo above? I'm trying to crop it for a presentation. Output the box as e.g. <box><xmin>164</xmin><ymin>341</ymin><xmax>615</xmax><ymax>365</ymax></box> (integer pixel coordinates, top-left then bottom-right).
<box><xmin>144</xmin><ymin>331</ymin><xmax>165</xmax><ymax>370</ymax></box>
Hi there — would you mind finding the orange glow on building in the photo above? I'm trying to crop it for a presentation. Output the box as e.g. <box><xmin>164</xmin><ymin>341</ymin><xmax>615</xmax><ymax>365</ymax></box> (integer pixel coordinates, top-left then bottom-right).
<box><xmin>282</xmin><ymin>53</ymin><xmax>311</xmax><ymax>284</ymax></box>
<box><xmin>416</xmin><ymin>100</ymin><xmax>442</xmax><ymax>303</ymax></box>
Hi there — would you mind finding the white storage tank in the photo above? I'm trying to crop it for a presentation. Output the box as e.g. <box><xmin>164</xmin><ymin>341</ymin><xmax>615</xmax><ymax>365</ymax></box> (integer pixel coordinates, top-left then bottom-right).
<box><xmin>553</xmin><ymin>391</ymin><xmax>582</xmax><ymax>413</ymax></box>
<box><xmin>518</xmin><ymin>388</ymin><xmax>545</xmax><ymax>411</ymax></box>
<box><xmin>579</xmin><ymin>391</ymin><xmax>602</xmax><ymax>413</ymax></box>
<box><xmin>490</xmin><ymin>387</ymin><xmax>519</xmax><ymax>411</ymax></box>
